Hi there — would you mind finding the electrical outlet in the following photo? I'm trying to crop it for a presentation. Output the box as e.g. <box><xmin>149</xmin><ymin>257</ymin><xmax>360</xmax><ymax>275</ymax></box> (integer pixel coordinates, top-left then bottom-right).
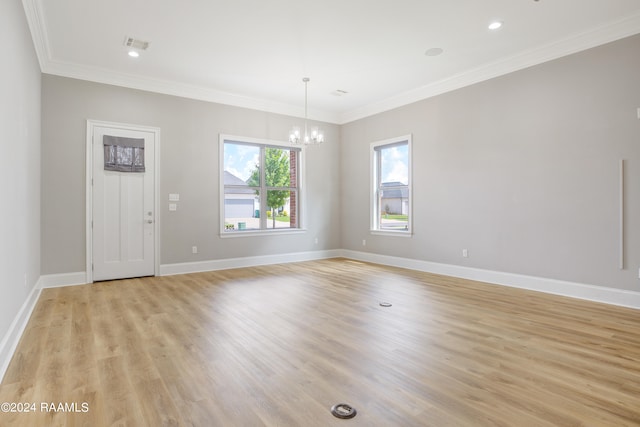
<box><xmin>314</xmin><ymin>237</ymin><xmax>318</xmax><ymax>244</ymax></box>
<box><xmin>462</xmin><ymin>249</ymin><xmax>468</xmax><ymax>258</ymax></box>
<box><xmin>192</xmin><ymin>246</ymin><xmax>198</xmax><ymax>254</ymax></box>
<box><xmin>362</xmin><ymin>239</ymin><xmax>366</xmax><ymax>246</ymax></box>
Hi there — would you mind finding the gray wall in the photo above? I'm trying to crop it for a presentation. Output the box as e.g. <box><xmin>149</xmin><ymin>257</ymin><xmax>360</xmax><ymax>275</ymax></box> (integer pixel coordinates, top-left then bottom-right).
<box><xmin>341</xmin><ymin>34</ymin><xmax>640</xmax><ymax>291</ymax></box>
<box><xmin>0</xmin><ymin>0</ymin><xmax>41</xmax><ymax>340</ymax></box>
<box><xmin>41</xmin><ymin>76</ymin><xmax>341</xmax><ymax>274</ymax></box>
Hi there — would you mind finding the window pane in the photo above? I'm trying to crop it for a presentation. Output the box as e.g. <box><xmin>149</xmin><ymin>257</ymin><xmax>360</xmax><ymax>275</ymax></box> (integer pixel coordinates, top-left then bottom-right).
<box><xmin>379</xmin><ymin>185</ymin><xmax>409</xmax><ymax>230</ymax></box>
<box><xmin>224</xmin><ymin>142</ymin><xmax>260</xmax><ymax>186</ymax></box>
<box><xmin>264</xmin><ymin>147</ymin><xmax>291</xmax><ymax>187</ymax></box>
<box><xmin>264</xmin><ymin>190</ymin><xmax>298</xmax><ymax>229</ymax></box>
<box><xmin>223</xmin><ymin>193</ymin><xmax>259</xmax><ymax>231</ymax></box>
<box><xmin>379</xmin><ymin>144</ymin><xmax>408</xmax><ymax>186</ymax></box>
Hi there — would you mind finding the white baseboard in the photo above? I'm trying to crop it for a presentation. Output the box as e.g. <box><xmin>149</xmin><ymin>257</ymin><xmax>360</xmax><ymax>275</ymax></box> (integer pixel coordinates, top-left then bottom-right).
<box><xmin>0</xmin><ymin>283</ymin><xmax>41</xmax><ymax>383</ymax></box>
<box><xmin>24</xmin><ymin>252</ymin><xmax>640</xmax><ymax>309</ymax></box>
<box><xmin>341</xmin><ymin>250</ymin><xmax>640</xmax><ymax>310</ymax></box>
<box><xmin>160</xmin><ymin>249</ymin><xmax>343</xmax><ymax>276</ymax></box>
<box><xmin>35</xmin><ymin>250</ymin><xmax>342</xmax><ymax>286</ymax></box>
<box><xmin>38</xmin><ymin>271</ymin><xmax>87</xmax><ymax>288</ymax></box>
<box><xmin>161</xmin><ymin>248</ymin><xmax>640</xmax><ymax>309</ymax></box>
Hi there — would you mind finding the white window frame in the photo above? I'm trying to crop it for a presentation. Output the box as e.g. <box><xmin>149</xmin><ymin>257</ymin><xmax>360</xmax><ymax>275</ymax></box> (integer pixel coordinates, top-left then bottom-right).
<box><xmin>219</xmin><ymin>134</ymin><xmax>306</xmax><ymax>237</ymax></box>
<box><xmin>370</xmin><ymin>135</ymin><xmax>412</xmax><ymax>236</ymax></box>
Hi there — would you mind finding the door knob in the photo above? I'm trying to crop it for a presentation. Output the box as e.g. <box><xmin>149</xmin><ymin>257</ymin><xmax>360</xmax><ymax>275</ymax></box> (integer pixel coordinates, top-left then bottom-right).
<box><xmin>147</xmin><ymin>219</ymin><xmax>153</xmax><ymax>224</ymax></box>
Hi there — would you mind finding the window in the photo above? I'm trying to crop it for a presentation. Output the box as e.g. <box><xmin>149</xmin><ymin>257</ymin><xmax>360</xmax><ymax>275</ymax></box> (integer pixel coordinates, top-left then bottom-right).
<box><xmin>103</xmin><ymin>135</ymin><xmax>145</xmax><ymax>172</ymax></box>
<box><xmin>371</xmin><ymin>136</ymin><xmax>411</xmax><ymax>234</ymax></box>
<box><xmin>221</xmin><ymin>136</ymin><xmax>301</xmax><ymax>234</ymax></box>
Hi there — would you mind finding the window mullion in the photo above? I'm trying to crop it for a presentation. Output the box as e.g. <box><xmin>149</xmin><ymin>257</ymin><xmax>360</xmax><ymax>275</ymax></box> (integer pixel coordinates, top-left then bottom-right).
<box><xmin>259</xmin><ymin>146</ymin><xmax>267</xmax><ymax>229</ymax></box>
<box><xmin>376</xmin><ymin>151</ymin><xmax>382</xmax><ymax>229</ymax></box>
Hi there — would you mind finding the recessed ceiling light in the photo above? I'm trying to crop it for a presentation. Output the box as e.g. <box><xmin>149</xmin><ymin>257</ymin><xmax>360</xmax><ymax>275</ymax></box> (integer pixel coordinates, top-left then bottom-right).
<box><xmin>128</xmin><ymin>50</ymin><xmax>140</xmax><ymax>58</ymax></box>
<box><xmin>488</xmin><ymin>21</ymin><xmax>503</xmax><ymax>30</ymax></box>
<box><xmin>424</xmin><ymin>47</ymin><xmax>444</xmax><ymax>57</ymax></box>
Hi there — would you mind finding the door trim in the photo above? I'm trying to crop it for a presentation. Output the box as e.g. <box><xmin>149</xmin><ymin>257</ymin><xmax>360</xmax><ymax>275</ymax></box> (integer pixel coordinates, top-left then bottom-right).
<box><xmin>85</xmin><ymin>119</ymin><xmax>161</xmax><ymax>283</ymax></box>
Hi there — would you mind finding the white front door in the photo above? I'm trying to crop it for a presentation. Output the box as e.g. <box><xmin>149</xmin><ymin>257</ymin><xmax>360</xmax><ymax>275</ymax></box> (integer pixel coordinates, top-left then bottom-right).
<box><xmin>91</xmin><ymin>123</ymin><xmax>156</xmax><ymax>281</ymax></box>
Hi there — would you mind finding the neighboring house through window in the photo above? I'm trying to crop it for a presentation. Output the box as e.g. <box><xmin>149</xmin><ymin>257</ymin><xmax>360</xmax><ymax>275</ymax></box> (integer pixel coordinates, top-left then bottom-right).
<box><xmin>223</xmin><ymin>170</ymin><xmax>256</xmax><ymax>219</ymax></box>
<box><xmin>371</xmin><ymin>135</ymin><xmax>412</xmax><ymax>234</ymax></box>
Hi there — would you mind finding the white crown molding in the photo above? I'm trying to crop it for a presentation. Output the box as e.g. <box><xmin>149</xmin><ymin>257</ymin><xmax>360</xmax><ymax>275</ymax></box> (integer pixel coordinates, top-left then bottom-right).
<box><xmin>21</xmin><ymin>0</ymin><xmax>51</xmax><ymax>69</ymax></box>
<box><xmin>42</xmin><ymin>59</ymin><xmax>342</xmax><ymax>124</ymax></box>
<box><xmin>20</xmin><ymin>0</ymin><xmax>339</xmax><ymax>123</ymax></box>
<box><xmin>22</xmin><ymin>0</ymin><xmax>640</xmax><ymax>124</ymax></box>
<box><xmin>338</xmin><ymin>11</ymin><xmax>640</xmax><ymax>124</ymax></box>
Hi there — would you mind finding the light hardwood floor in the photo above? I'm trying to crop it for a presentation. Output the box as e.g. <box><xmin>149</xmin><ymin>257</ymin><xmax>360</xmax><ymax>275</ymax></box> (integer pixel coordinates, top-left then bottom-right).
<box><xmin>1</xmin><ymin>258</ymin><xmax>639</xmax><ymax>426</ymax></box>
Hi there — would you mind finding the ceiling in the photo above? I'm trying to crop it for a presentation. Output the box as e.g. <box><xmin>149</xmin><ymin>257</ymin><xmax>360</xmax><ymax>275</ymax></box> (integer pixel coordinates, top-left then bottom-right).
<box><xmin>23</xmin><ymin>0</ymin><xmax>640</xmax><ymax>124</ymax></box>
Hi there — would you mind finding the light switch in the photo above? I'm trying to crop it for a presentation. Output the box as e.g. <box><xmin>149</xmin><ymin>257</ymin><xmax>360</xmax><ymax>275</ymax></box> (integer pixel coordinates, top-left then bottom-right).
<box><xmin>169</xmin><ymin>193</ymin><xmax>180</xmax><ymax>201</ymax></box>
<box><xmin>169</xmin><ymin>203</ymin><xmax>177</xmax><ymax>211</ymax></box>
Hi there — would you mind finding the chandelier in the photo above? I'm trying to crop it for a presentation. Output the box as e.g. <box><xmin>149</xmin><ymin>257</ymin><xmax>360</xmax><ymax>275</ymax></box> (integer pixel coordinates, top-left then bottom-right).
<box><xmin>289</xmin><ymin>77</ymin><xmax>324</xmax><ymax>145</ymax></box>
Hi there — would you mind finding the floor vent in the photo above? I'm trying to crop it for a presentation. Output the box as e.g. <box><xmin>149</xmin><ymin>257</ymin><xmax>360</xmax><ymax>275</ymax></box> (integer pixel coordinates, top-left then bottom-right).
<box><xmin>331</xmin><ymin>403</ymin><xmax>357</xmax><ymax>419</ymax></box>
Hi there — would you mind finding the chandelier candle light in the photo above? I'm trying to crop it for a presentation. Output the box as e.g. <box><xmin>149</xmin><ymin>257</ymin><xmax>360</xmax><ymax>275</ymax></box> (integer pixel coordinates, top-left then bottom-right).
<box><xmin>289</xmin><ymin>77</ymin><xmax>324</xmax><ymax>145</ymax></box>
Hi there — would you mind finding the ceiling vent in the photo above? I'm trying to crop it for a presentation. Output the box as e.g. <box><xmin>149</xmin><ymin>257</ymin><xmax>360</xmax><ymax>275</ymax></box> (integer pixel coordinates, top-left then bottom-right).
<box><xmin>124</xmin><ymin>36</ymin><xmax>150</xmax><ymax>51</ymax></box>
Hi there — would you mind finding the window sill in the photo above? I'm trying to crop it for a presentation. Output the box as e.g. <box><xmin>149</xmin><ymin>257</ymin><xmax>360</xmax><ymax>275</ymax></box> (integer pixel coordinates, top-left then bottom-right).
<box><xmin>370</xmin><ymin>230</ymin><xmax>413</xmax><ymax>237</ymax></box>
<box><xmin>220</xmin><ymin>228</ymin><xmax>307</xmax><ymax>238</ymax></box>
